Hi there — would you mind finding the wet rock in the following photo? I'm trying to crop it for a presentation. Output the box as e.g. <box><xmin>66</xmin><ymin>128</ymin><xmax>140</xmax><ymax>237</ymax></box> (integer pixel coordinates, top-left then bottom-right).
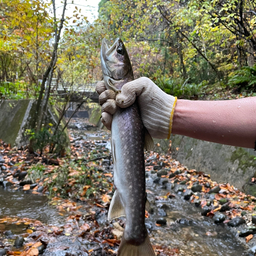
<box><xmin>220</xmin><ymin>202</ymin><xmax>231</xmax><ymax>212</ymax></box>
<box><xmin>4</xmin><ymin>230</ymin><xmax>13</xmax><ymax>237</ymax></box>
<box><xmin>161</xmin><ymin>178</ymin><xmax>169</xmax><ymax>185</ymax></box>
<box><xmin>157</xmin><ymin>169</ymin><xmax>168</xmax><ymax>177</ymax></box>
<box><xmin>174</xmin><ymin>185</ymin><xmax>185</xmax><ymax>193</ymax></box>
<box><xmin>145</xmin><ymin>172</ymin><xmax>149</xmax><ymax>178</ymax></box>
<box><xmin>180</xmin><ymin>180</ymin><xmax>187</xmax><ymax>185</ymax></box>
<box><xmin>209</xmin><ymin>185</ymin><xmax>221</xmax><ymax>194</ymax></box>
<box><xmin>1</xmin><ymin>166</ymin><xmax>7</xmax><ymax>171</ymax></box>
<box><xmin>30</xmin><ymin>183</ymin><xmax>38</xmax><ymax>189</ymax></box>
<box><xmin>178</xmin><ymin>218</ymin><xmax>190</xmax><ymax>225</ymax></box>
<box><xmin>251</xmin><ymin>215</ymin><xmax>256</xmax><ymax>224</ymax></box>
<box><xmin>0</xmin><ymin>249</ymin><xmax>7</xmax><ymax>256</ymax></box>
<box><xmin>213</xmin><ymin>212</ymin><xmax>225</xmax><ymax>223</ymax></box>
<box><xmin>38</xmin><ymin>244</ymin><xmax>46</xmax><ymax>254</ymax></box>
<box><xmin>184</xmin><ymin>189</ymin><xmax>193</xmax><ymax>200</ymax></box>
<box><xmin>14</xmin><ymin>236</ymin><xmax>24</xmax><ymax>248</ymax></box>
<box><xmin>227</xmin><ymin>217</ymin><xmax>246</xmax><ymax>227</ymax></box>
<box><xmin>208</xmin><ymin>193</ymin><xmax>216</xmax><ymax>201</ymax></box>
<box><xmin>3</xmin><ymin>181</ymin><xmax>12</xmax><ymax>188</ymax></box>
<box><xmin>153</xmin><ymin>177</ymin><xmax>160</xmax><ymax>184</ymax></box>
<box><xmin>153</xmin><ymin>165</ymin><xmax>162</xmax><ymax>171</ymax></box>
<box><xmin>201</xmin><ymin>206</ymin><xmax>211</xmax><ymax>216</ymax></box>
<box><xmin>194</xmin><ymin>199</ymin><xmax>201</xmax><ymax>207</ymax></box>
<box><xmin>239</xmin><ymin>227</ymin><xmax>256</xmax><ymax>237</ymax></box>
<box><xmin>37</xmin><ymin>186</ymin><xmax>44</xmax><ymax>193</ymax></box>
<box><xmin>158</xmin><ymin>208</ymin><xmax>167</xmax><ymax>217</ymax></box>
<box><xmin>191</xmin><ymin>183</ymin><xmax>202</xmax><ymax>192</ymax></box>
<box><xmin>20</xmin><ymin>180</ymin><xmax>32</xmax><ymax>186</ymax></box>
<box><xmin>18</xmin><ymin>171</ymin><xmax>27</xmax><ymax>180</ymax></box>
<box><xmin>169</xmin><ymin>173</ymin><xmax>176</xmax><ymax>179</ymax></box>
<box><xmin>156</xmin><ymin>218</ymin><xmax>167</xmax><ymax>226</ymax></box>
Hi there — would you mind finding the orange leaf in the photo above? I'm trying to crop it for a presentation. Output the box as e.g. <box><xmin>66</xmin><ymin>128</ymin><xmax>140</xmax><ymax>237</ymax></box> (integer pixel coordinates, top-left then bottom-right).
<box><xmin>246</xmin><ymin>234</ymin><xmax>253</xmax><ymax>243</ymax></box>
<box><xmin>23</xmin><ymin>184</ymin><xmax>31</xmax><ymax>191</ymax></box>
<box><xmin>104</xmin><ymin>173</ymin><xmax>113</xmax><ymax>177</ymax></box>
<box><xmin>102</xmin><ymin>194</ymin><xmax>110</xmax><ymax>203</ymax></box>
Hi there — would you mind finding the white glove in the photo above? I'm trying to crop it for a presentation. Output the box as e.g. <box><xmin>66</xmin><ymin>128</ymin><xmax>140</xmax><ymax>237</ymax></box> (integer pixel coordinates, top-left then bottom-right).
<box><xmin>96</xmin><ymin>77</ymin><xmax>177</xmax><ymax>139</ymax></box>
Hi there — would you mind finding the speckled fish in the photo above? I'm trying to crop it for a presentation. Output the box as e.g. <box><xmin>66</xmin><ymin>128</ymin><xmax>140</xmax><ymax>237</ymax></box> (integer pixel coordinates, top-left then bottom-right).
<box><xmin>100</xmin><ymin>38</ymin><xmax>155</xmax><ymax>256</ymax></box>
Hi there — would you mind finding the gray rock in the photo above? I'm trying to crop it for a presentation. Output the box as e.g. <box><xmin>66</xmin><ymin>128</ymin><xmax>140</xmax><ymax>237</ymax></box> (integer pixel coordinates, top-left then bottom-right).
<box><xmin>201</xmin><ymin>206</ymin><xmax>211</xmax><ymax>216</ymax></box>
<box><xmin>213</xmin><ymin>212</ymin><xmax>225</xmax><ymax>223</ymax></box>
<box><xmin>252</xmin><ymin>215</ymin><xmax>256</xmax><ymax>224</ymax></box>
<box><xmin>191</xmin><ymin>183</ymin><xmax>202</xmax><ymax>192</ymax></box>
<box><xmin>153</xmin><ymin>177</ymin><xmax>160</xmax><ymax>184</ymax></box>
<box><xmin>0</xmin><ymin>249</ymin><xmax>7</xmax><ymax>256</ymax></box>
<box><xmin>157</xmin><ymin>169</ymin><xmax>168</xmax><ymax>177</ymax></box>
<box><xmin>184</xmin><ymin>189</ymin><xmax>193</xmax><ymax>200</ymax></box>
<box><xmin>209</xmin><ymin>185</ymin><xmax>221</xmax><ymax>194</ymax></box>
<box><xmin>153</xmin><ymin>165</ymin><xmax>162</xmax><ymax>171</ymax></box>
<box><xmin>227</xmin><ymin>217</ymin><xmax>246</xmax><ymax>227</ymax></box>
<box><xmin>14</xmin><ymin>236</ymin><xmax>24</xmax><ymax>248</ymax></box>
<box><xmin>18</xmin><ymin>171</ymin><xmax>27</xmax><ymax>181</ymax></box>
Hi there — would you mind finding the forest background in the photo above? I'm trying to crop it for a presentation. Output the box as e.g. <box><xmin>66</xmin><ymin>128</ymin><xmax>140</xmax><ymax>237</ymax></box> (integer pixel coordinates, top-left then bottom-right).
<box><xmin>1</xmin><ymin>0</ymin><xmax>256</xmax><ymax>101</ymax></box>
<box><xmin>0</xmin><ymin>0</ymin><xmax>256</xmax><ymax>154</ymax></box>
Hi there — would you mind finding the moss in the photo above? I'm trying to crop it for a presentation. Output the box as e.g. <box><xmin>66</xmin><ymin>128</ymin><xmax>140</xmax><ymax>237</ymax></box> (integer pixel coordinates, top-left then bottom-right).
<box><xmin>89</xmin><ymin>105</ymin><xmax>102</xmax><ymax>126</ymax></box>
<box><xmin>230</xmin><ymin>147</ymin><xmax>256</xmax><ymax>174</ymax></box>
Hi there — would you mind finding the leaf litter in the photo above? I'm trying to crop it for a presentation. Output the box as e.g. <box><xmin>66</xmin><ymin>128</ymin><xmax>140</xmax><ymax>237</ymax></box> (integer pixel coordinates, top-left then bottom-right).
<box><xmin>0</xmin><ymin>127</ymin><xmax>256</xmax><ymax>255</ymax></box>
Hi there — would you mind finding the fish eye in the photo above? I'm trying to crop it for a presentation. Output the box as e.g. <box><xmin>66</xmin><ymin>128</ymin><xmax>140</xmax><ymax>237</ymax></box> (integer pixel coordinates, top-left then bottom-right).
<box><xmin>117</xmin><ymin>44</ymin><xmax>124</xmax><ymax>55</ymax></box>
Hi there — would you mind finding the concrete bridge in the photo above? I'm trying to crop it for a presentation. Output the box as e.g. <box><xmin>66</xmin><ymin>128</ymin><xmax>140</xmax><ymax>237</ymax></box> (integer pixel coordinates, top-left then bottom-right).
<box><xmin>52</xmin><ymin>79</ymin><xmax>99</xmax><ymax>103</ymax></box>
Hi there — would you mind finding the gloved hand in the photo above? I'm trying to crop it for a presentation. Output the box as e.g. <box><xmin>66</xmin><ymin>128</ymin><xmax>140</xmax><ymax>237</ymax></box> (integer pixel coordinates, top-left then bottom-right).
<box><xmin>96</xmin><ymin>77</ymin><xmax>177</xmax><ymax>139</ymax></box>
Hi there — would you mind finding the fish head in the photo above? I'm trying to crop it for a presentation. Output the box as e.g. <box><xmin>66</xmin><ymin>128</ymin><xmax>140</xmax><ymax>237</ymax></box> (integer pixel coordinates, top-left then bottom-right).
<box><xmin>101</xmin><ymin>38</ymin><xmax>133</xmax><ymax>89</ymax></box>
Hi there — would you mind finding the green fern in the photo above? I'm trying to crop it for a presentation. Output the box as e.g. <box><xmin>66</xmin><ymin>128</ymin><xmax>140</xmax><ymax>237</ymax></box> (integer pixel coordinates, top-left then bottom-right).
<box><xmin>228</xmin><ymin>65</ymin><xmax>256</xmax><ymax>91</ymax></box>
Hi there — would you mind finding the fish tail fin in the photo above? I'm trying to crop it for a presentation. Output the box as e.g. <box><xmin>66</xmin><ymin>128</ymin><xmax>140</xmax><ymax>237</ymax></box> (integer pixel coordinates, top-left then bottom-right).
<box><xmin>118</xmin><ymin>235</ymin><xmax>155</xmax><ymax>256</ymax></box>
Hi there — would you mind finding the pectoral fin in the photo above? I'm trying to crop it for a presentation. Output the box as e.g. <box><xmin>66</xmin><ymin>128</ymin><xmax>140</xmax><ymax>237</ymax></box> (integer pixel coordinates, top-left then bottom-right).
<box><xmin>108</xmin><ymin>190</ymin><xmax>126</xmax><ymax>220</ymax></box>
<box><xmin>144</xmin><ymin>129</ymin><xmax>154</xmax><ymax>151</ymax></box>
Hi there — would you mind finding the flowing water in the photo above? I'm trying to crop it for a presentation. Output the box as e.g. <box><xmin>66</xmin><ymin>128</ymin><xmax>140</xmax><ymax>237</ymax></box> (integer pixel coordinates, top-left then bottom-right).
<box><xmin>0</xmin><ymin>187</ymin><xmax>65</xmax><ymax>226</ymax></box>
<box><xmin>146</xmin><ymin>180</ymin><xmax>247</xmax><ymax>256</ymax></box>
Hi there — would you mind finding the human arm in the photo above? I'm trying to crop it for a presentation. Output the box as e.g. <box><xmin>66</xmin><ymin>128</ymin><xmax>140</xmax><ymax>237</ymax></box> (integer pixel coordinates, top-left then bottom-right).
<box><xmin>96</xmin><ymin>78</ymin><xmax>256</xmax><ymax>149</ymax></box>
<box><xmin>172</xmin><ymin>98</ymin><xmax>256</xmax><ymax>149</ymax></box>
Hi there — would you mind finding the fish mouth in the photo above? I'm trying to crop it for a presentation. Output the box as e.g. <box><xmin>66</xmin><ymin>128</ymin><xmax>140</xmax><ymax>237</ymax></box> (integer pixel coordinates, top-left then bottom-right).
<box><xmin>102</xmin><ymin>38</ymin><xmax>123</xmax><ymax>57</ymax></box>
<box><xmin>101</xmin><ymin>37</ymin><xmax>132</xmax><ymax>83</ymax></box>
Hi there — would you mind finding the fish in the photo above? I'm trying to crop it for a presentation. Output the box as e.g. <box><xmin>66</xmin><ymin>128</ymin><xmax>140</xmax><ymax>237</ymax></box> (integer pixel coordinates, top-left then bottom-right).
<box><xmin>100</xmin><ymin>38</ymin><xmax>155</xmax><ymax>256</ymax></box>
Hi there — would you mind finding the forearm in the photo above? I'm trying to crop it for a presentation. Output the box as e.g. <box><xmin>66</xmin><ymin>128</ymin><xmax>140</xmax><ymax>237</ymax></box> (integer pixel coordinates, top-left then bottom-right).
<box><xmin>172</xmin><ymin>97</ymin><xmax>256</xmax><ymax>149</ymax></box>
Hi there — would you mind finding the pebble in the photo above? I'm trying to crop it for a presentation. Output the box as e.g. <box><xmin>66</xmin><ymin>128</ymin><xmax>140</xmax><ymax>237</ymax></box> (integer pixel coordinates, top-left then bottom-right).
<box><xmin>18</xmin><ymin>171</ymin><xmax>27</xmax><ymax>181</ymax></box>
<box><xmin>213</xmin><ymin>212</ymin><xmax>225</xmax><ymax>223</ymax></box>
<box><xmin>0</xmin><ymin>249</ymin><xmax>7</xmax><ymax>256</ymax></box>
<box><xmin>156</xmin><ymin>218</ymin><xmax>167</xmax><ymax>226</ymax></box>
<box><xmin>157</xmin><ymin>169</ymin><xmax>168</xmax><ymax>177</ymax></box>
<box><xmin>184</xmin><ymin>189</ymin><xmax>193</xmax><ymax>200</ymax></box>
<box><xmin>251</xmin><ymin>215</ymin><xmax>256</xmax><ymax>224</ymax></box>
<box><xmin>14</xmin><ymin>236</ymin><xmax>24</xmax><ymax>248</ymax></box>
<box><xmin>227</xmin><ymin>217</ymin><xmax>246</xmax><ymax>227</ymax></box>
<box><xmin>153</xmin><ymin>177</ymin><xmax>160</xmax><ymax>184</ymax></box>
<box><xmin>201</xmin><ymin>206</ymin><xmax>212</xmax><ymax>216</ymax></box>
<box><xmin>209</xmin><ymin>185</ymin><xmax>221</xmax><ymax>194</ymax></box>
<box><xmin>191</xmin><ymin>183</ymin><xmax>202</xmax><ymax>192</ymax></box>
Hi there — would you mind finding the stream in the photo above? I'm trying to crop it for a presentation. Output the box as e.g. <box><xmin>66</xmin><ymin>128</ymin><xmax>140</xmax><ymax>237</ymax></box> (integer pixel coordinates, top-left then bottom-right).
<box><xmin>0</xmin><ymin>118</ymin><xmax>253</xmax><ymax>255</ymax></box>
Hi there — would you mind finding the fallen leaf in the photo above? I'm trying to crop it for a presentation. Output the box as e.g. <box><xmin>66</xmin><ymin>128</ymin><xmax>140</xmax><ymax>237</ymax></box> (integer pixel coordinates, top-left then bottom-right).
<box><xmin>246</xmin><ymin>234</ymin><xmax>253</xmax><ymax>243</ymax></box>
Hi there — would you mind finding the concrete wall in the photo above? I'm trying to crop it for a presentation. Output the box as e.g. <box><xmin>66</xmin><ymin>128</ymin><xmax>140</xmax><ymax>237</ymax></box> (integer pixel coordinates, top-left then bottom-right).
<box><xmin>0</xmin><ymin>100</ymin><xmax>68</xmax><ymax>148</ymax></box>
<box><xmin>169</xmin><ymin>135</ymin><xmax>256</xmax><ymax>194</ymax></box>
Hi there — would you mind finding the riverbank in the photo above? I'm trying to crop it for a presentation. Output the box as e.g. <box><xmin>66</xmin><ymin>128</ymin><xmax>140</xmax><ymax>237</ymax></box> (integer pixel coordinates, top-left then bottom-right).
<box><xmin>0</xmin><ymin>119</ymin><xmax>256</xmax><ymax>255</ymax></box>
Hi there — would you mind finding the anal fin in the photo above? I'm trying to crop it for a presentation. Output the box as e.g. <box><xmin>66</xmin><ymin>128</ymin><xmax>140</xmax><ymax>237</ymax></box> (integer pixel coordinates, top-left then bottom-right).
<box><xmin>108</xmin><ymin>190</ymin><xmax>126</xmax><ymax>220</ymax></box>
